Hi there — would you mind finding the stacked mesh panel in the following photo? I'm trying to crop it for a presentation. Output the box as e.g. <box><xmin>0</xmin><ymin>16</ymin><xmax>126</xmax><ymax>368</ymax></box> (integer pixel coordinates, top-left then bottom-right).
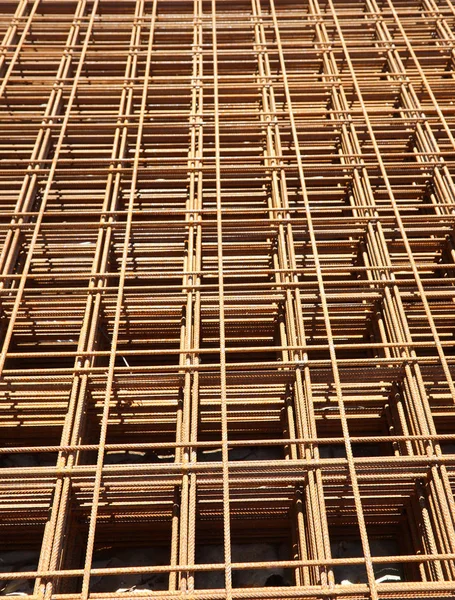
<box><xmin>1</xmin><ymin>0</ymin><xmax>455</xmax><ymax>599</ymax></box>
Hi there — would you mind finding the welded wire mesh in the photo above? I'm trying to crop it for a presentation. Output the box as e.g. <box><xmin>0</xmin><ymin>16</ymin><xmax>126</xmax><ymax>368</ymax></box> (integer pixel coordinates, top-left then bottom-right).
<box><xmin>1</xmin><ymin>0</ymin><xmax>455</xmax><ymax>599</ymax></box>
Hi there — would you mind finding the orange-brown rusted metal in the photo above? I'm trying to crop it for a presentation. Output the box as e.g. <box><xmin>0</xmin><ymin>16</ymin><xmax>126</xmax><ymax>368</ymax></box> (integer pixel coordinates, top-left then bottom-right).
<box><xmin>1</xmin><ymin>0</ymin><xmax>455</xmax><ymax>599</ymax></box>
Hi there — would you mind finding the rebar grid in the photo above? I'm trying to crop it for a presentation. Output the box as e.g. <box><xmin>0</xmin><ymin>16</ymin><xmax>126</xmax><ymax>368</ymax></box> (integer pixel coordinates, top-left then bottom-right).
<box><xmin>1</xmin><ymin>0</ymin><xmax>455</xmax><ymax>598</ymax></box>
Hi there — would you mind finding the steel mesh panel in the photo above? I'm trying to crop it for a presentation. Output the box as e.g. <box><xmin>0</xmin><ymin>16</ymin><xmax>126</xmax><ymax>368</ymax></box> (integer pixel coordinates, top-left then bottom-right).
<box><xmin>1</xmin><ymin>0</ymin><xmax>455</xmax><ymax>599</ymax></box>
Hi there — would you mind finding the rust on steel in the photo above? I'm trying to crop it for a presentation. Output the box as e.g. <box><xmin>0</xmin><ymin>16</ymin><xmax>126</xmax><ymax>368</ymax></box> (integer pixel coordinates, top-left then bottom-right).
<box><xmin>1</xmin><ymin>0</ymin><xmax>455</xmax><ymax>599</ymax></box>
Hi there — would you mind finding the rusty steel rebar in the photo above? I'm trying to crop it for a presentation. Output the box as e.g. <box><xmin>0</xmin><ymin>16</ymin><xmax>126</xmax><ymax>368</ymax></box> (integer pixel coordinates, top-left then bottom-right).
<box><xmin>1</xmin><ymin>0</ymin><xmax>455</xmax><ymax>599</ymax></box>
